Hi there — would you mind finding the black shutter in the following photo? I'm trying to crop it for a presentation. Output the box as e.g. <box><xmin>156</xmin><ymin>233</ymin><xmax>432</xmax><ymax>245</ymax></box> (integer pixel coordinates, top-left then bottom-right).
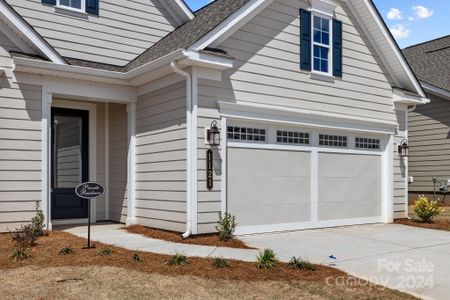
<box><xmin>86</xmin><ymin>0</ymin><xmax>99</xmax><ymax>15</ymax></box>
<box><xmin>332</xmin><ymin>19</ymin><xmax>343</xmax><ymax>77</ymax></box>
<box><xmin>299</xmin><ymin>9</ymin><xmax>311</xmax><ymax>71</ymax></box>
<box><xmin>41</xmin><ymin>0</ymin><xmax>56</xmax><ymax>5</ymax></box>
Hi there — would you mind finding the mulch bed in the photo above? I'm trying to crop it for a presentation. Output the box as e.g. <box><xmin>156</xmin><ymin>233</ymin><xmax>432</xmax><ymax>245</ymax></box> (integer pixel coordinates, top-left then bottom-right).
<box><xmin>0</xmin><ymin>231</ymin><xmax>341</xmax><ymax>282</ymax></box>
<box><xmin>123</xmin><ymin>225</ymin><xmax>254</xmax><ymax>249</ymax></box>
<box><xmin>395</xmin><ymin>219</ymin><xmax>450</xmax><ymax>231</ymax></box>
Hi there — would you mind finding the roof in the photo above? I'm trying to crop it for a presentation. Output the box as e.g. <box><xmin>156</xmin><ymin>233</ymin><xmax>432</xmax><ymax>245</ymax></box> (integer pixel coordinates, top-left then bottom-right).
<box><xmin>403</xmin><ymin>35</ymin><xmax>450</xmax><ymax>92</ymax></box>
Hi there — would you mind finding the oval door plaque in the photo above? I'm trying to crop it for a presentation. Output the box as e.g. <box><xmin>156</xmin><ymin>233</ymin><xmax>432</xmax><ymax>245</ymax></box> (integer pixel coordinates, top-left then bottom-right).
<box><xmin>75</xmin><ymin>182</ymin><xmax>105</xmax><ymax>199</ymax></box>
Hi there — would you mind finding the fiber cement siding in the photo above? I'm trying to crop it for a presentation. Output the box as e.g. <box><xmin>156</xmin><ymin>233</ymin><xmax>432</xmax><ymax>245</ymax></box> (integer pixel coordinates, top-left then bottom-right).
<box><xmin>6</xmin><ymin>0</ymin><xmax>178</xmax><ymax>65</ymax></box>
<box><xmin>409</xmin><ymin>94</ymin><xmax>450</xmax><ymax>193</ymax></box>
<box><xmin>135</xmin><ymin>80</ymin><xmax>187</xmax><ymax>232</ymax></box>
<box><xmin>0</xmin><ymin>31</ymin><xmax>42</xmax><ymax>232</ymax></box>
<box><xmin>394</xmin><ymin>108</ymin><xmax>408</xmax><ymax>218</ymax></box>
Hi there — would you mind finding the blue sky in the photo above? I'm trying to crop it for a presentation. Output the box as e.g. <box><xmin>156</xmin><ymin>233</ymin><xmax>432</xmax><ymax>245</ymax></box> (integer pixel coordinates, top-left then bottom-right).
<box><xmin>184</xmin><ymin>0</ymin><xmax>449</xmax><ymax>48</ymax></box>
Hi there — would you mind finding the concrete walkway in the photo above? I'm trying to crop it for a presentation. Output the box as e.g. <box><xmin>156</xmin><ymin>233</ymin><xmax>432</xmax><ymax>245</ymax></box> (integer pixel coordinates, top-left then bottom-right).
<box><xmin>64</xmin><ymin>224</ymin><xmax>259</xmax><ymax>262</ymax></box>
<box><xmin>64</xmin><ymin>223</ymin><xmax>450</xmax><ymax>300</ymax></box>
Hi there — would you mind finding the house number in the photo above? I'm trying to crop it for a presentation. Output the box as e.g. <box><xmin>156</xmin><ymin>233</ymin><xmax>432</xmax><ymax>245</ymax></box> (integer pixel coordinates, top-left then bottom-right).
<box><xmin>206</xmin><ymin>149</ymin><xmax>213</xmax><ymax>190</ymax></box>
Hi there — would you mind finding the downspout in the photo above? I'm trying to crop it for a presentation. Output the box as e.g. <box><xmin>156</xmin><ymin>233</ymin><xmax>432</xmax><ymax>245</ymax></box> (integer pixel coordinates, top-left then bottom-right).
<box><xmin>407</xmin><ymin>105</ymin><xmax>416</xmax><ymax>112</ymax></box>
<box><xmin>171</xmin><ymin>61</ymin><xmax>193</xmax><ymax>239</ymax></box>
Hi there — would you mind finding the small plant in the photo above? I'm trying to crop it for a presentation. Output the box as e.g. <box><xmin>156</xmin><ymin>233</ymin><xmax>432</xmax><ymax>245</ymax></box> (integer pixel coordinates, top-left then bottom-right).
<box><xmin>256</xmin><ymin>248</ymin><xmax>278</xmax><ymax>269</ymax></box>
<box><xmin>213</xmin><ymin>257</ymin><xmax>230</xmax><ymax>269</ymax></box>
<box><xmin>132</xmin><ymin>252</ymin><xmax>143</xmax><ymax>262</ymax></box>
<box><xmin>59</xmin><ymin>247</ymin><xmax>74</xmax><ymax>255</ymax></box>
<box><xmin>166</xmin><ymin>253</ymin><xmax>190</xmax><ymax>266</ymax></box>
<box><xmin>414</xmin><ymin>195</ymin><xmax>443</xmax><ymax>223</ymax></box>
<box><xmin>216</xmin><ymin>212</ymin><xmax>237</xmax><ymax>241</ymax></box>
<box><xmin>98</xmin><ymin>246</ymin><xmax>113</xmax><ymax>256</ymax></box>
<box><xmin>31</xmin><ymin>201</ymin><xmax>45</xmax><ymax>237</ymax></box>
<box><xmin>288</xmin><ymin>256</ymin><xmax>316</xmax><ymax>271</ymax></box>
<box><xmin>12</xmin><ymin>224</ymin><xmax>36</xmax><ymax>248</ymax></box>
<box><xmin>10</xmin><ymin>248</ymin><xmax>31</xmax><ymax>261</ymax></box>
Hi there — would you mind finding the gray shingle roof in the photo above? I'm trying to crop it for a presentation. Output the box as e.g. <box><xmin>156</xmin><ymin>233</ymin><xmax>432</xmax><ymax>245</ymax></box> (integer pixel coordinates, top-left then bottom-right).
<box><xmin>403</xmin><ymin>35</ymin><xmax>450</xmax><ymax>91</ymax></box>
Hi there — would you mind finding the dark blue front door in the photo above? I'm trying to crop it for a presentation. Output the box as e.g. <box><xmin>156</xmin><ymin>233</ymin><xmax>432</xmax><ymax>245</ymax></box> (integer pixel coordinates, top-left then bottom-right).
<box><xmin>51</xmin><ymin>108</ymin><xmax>89</xmax><ymax>220</ymax></box>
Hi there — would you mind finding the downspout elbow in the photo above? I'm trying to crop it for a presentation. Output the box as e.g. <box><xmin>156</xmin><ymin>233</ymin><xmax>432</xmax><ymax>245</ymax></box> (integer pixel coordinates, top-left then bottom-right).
<box><xmin>171</xmin><ymin>61</ymin><xmax>192</xmax><ymax>239</ymax></box>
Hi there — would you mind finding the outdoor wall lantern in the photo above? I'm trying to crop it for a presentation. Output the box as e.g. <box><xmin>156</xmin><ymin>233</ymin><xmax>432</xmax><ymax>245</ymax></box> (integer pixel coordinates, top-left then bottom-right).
<box><xmin>207</xmin><ymin>120</ymin><xmax>221</xmax><ymax>146</ymax></box>
<box><xmin>398</xmin><ymin>139</ymin><xmax>409</xmax><ymax>157</ymax></box>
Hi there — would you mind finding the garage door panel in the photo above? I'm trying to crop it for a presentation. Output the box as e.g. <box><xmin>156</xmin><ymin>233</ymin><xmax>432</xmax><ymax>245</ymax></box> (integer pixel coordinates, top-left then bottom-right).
<box><xmin>318</xmin><ymin>153</ymin><xmax>382</xmax><ymax>221</ymax></box>
<box><xmin>228</xmin><ymin>148</ymin><xmax>311</xmax><ymax>227</ymax></box>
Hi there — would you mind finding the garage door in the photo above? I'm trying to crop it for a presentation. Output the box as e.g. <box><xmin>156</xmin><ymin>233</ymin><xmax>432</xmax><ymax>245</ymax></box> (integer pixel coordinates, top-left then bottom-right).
<box><xmin>226</xmin><ymin>124</ymin><xmax>385</xmax><ymax>234</ymax></box>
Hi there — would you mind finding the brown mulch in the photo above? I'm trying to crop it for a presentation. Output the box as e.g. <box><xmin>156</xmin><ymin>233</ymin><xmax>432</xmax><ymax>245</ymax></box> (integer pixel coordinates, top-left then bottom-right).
<box><xmin>395</xmin><ymin>219</ymin><xmax>450</xmax><ymax>231</ymax></box>
<box><xmin>0</xmin><ymin>231</ymin><xmax>338</xmax><ymax>282</ymax></box>
<box><xmin>123</xmin><ymin>225</ymin><xmax>254</xmax><ymax>249</ymax></box>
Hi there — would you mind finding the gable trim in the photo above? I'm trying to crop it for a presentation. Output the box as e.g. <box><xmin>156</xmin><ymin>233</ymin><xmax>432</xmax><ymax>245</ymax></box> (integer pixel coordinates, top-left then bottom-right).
<box><xmin>160</xmin><ymin>0</ymin><xmax>194</xmax><ymax>25</ymax></box>
<box><xmin>422</xmin><ymin>82</ymin><xmax>450</xmax><ymax>100</ymax></box>
<box><xmin>189</xmin><ymin>0</ymin><xmax>275</xmax><ymax>51</ymax></box>
<box><xmin>0</xmin><ymin>1</ymin><xmax>66</xmax><ymax>64</ymax></box>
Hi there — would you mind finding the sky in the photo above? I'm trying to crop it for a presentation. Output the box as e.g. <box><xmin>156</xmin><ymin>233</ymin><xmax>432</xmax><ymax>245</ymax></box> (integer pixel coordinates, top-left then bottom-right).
<box><xmin>184</xmin><ymin>0</ymin><xmax>449</xmax><ymax>48</ymax></box>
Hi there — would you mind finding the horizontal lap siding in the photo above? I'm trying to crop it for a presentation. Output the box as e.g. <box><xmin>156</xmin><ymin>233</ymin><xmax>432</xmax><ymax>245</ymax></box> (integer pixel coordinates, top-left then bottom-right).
<box><xmin>6</xmin><ymin>0</ymin><xmax>177</xmax><ymax>65</ymax></box>
<box><xmin>197</xmin><ymin>0</ymin><xmax>398</xmax><ymax>231</ymax></box>
<box><xmin>135</xmin><ymin>81</ymin><xmax>187</xmax><ymax>233</ymax></box>
<box><xmin>409</xmin><ymin>94</ymin><xmax>450</xmax><ymax>193</ymax></box>
<box><xmin>108</xmin><ymin>103</ymin><xmax>127</xmax><ymax>223</ymax></box>
<box><xmin>0</xmin><ymin>32</ymin><xmax>42</xmax><ymax>232</ymax></box>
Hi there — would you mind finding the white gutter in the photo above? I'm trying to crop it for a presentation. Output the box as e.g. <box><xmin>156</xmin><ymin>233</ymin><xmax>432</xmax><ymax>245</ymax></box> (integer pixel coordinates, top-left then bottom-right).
<box><xmin>393</xmin><ymin>88</ymin><xmax>430</xmax><ymax>105</ymax></box>
<box><xmin>421</xmin><ymin>82</ymin><xmax>450</xmax><ymax>100</ymax></box>
<box><xmin>171</xmin><ymin>61</ymin><xmax>193</xmax><ymax>239</ymax></box>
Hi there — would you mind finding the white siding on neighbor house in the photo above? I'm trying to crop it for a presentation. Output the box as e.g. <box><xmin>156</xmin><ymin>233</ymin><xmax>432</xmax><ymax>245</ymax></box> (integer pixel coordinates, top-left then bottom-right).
<box><xmin>409</xmin><ymin>94</ymin><xmax>450</xmax><ymax>194</ymax></box>
<box><xmin>135</xmin><ymin>80</ymin><xmax>187</xmax><ymax>232</ymax></box>
<box><xmin>0</xmin><ymin>31</ymin><xmax>42</xmax><ymax>232</ymax></box>
<box><xmin>108</xmin><ymin>103</ymin><xmax>128</xmax><ymax>223</ymax></box>
<box><xmin>6</xmin><ymin>0</ymin><xmax>178</xmax><ymax>65</ymax></box>
<box><xmin>196</xmin><ymin>0</ymin><xmax>403</xmax><ymax>230</ymax></box>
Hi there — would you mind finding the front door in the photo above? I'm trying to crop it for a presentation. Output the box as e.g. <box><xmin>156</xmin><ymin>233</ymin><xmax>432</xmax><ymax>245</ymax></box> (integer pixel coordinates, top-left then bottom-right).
<box><xmin>51</xmin><ymin>108</ymin><xmax>89</xmax><ymax>220</ymax></box>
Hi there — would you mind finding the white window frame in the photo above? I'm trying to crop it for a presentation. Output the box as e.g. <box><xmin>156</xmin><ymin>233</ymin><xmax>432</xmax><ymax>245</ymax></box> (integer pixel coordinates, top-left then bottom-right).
<box><xmin>311</xmin><ymin>13</ymin><xmax>333</xmax><ymax>77</ymax></box>
<box><xmin>56</xmin><ymin>0</ymin><xmax>86</xmax><ymax>13</ymax></box>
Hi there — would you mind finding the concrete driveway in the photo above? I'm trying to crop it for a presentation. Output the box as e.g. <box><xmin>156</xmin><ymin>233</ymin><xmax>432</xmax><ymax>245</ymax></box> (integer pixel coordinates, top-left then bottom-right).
<box><xmin>240</xmin><ymin>224</ymin><xmax>450</xmax><ymax>300</ymax></box>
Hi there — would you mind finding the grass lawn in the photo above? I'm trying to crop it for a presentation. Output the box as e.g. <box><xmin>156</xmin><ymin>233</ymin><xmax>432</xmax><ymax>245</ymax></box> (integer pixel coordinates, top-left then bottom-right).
<box><xmin>0</xmin><ymin>231</ymin><xmax>417</xmax><ymax>300</ymax></box>
<box><xmin>395</xmin><ymin>204</ymin><xmax>450</xmax><ymax>231</ymax></box>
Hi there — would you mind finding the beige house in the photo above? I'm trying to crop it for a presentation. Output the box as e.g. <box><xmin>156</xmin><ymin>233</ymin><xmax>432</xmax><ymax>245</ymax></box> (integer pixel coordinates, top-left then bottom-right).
<box><xmin>0</xmin><ymin>0</ymin><xmax>428</xmax><ymax>235</ymax></box>
<box><xmin>404</xmin><ymin>36</ymin><xmax>450</xmax><ymax>201</ymax></box>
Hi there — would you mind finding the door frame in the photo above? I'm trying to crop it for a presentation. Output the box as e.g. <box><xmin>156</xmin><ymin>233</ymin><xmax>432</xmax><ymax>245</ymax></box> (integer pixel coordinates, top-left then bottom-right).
<box><xmin>50</xmin><ymin>99</ymin><xmax>97</xmax><ymax>225</ymax></box>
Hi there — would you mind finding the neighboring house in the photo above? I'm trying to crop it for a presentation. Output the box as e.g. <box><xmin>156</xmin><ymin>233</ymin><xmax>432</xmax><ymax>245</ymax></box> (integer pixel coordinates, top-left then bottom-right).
<box><xmin>404</xmin><ymin>35</ymin><xmax>450</xmax><ymax>201</ymax></box>
<box><xmin>0</xmin><ymin>0</ymin><xmax>428</xmax><ymax>235</ymax></box>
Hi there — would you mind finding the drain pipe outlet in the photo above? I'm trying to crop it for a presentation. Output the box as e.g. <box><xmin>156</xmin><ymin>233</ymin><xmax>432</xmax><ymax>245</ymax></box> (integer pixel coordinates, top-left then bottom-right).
<box><xmin>171</xmin><ymin>61</ymin><xmax>193</xmax><ymax>239</ymax></box>
<box><xmin>408</xmin><ymin>105</ymin><xmax>417</xmax><ymax>113</ymax></box>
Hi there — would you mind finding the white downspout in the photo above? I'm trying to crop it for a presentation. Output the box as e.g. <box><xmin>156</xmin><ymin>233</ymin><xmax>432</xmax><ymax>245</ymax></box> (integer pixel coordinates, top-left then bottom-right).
<box><xmin>171</xmin><ymin>61</ymin><xmax>193</xmax><ymax>239</ymax></box>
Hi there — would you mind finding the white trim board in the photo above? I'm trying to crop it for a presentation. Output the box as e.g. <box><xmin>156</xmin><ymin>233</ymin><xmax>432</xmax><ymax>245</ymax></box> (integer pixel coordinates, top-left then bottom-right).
<box><xmin>422</xmin><ymin>82</ymin><xmax>450</xmax><ymax>100</ymax></box>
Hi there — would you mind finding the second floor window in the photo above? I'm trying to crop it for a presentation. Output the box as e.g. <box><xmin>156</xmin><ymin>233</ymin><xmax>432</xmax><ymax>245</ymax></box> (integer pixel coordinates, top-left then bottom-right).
<box><xmin>58</xmin><ymin>0</ymin><xmax>84</xmax><ymax>11</ymax></box>
<box><xmin>313</xmin><ymin>15</ymin><xmax>331</xmax><ymax>74</ymax></box>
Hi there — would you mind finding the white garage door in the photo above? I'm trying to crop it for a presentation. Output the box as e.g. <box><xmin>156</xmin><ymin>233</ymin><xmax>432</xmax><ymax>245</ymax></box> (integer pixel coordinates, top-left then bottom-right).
<box><xmin>226</xmin><ymin>124</ymin><xmax>385</xmax><ymax>234</ymax></box>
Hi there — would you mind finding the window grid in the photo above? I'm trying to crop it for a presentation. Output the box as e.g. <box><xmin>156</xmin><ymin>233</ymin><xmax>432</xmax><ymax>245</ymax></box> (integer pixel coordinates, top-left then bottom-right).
<box><xmin>312</xmin><ymin>15</ymin><xmax>331</xmax><ymax>74</ymax></box>
<box><xmin>276</xmin><ymin>131</ymin><xmax>310</xmax><ymax>145</ymax></box>
<box><xmin>355</xmin><ymin>137</ymin><xmax>381</xmax><ymax>150</ymax></box>
<box><xmin>227</xmin><ymin>126</ymin><xmax>266</xmax><ymax>142</ymax></box>
<box><xmin>319</xmin><ymin>134</ymin><xmax>347</xmax><ymax>147</ymax></box>
<box><xmin>59</xmin><ymin>0</ymin><xmax>82</xmax><ymax>9</ymax></box>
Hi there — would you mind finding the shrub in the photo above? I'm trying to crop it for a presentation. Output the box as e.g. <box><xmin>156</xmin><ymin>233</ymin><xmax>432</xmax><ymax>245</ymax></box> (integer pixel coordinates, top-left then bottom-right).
<box><xmin>132</xmin><ymin>252</ymin><xmax>143</xmax><ymax>262</ymax></box>
<box><xmin>10</xmin><ymin>248</ymin><xmax>31</xmax><ymax>261</ymax></box>
<box><xmin>31</xmin><ymin>201</ymin><xmax>45</xmax><ymax>237</ymax></box>
<box><xmin>256</xmin><ymin>248</ymin><xmax>278</xmax><ymax>269</ymax></box>
<box><xmin>213</xmin><ymin>257</ymin><xmax>230</xmax><ymax>269</ymax></box>
<box><xmin>288</xmin><ymin>257</ymin><xmax>316</xmax><ymax>271</ymax></box>
<box><xmin>12</xmin><ymin>224</ymin><xmax>36</xmax><ymax>248</ymax></box>
<box><xmin>414</xmin><ymin>195</ymin><xmax>443</xmax><ymax>223</ymax></box>
<box><xmin>167</xmin><ymin>253</ymin><xmax>190</xmax><ymax>266</ymax></box>
<box><xmin>59</xmin><ymin>247</ymin><xmax>74</xmax><ymax>255</ymax></box>
<box><xmin>98</xmin><ymin>247</ymin><xmax>113</xmax><ymax>256</ymax></box>
<box><xmin>216</xmin><ymin>212</ymin><xmax>237</xmax><ymax>241</ymax></box>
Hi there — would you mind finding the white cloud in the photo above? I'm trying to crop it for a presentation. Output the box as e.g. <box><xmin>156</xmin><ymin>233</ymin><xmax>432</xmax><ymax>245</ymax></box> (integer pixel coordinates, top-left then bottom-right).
<box><xmin>408</xmin><ymin>16</ymin><xmax>414</xmax><ymax>21</ymax></box>
<box><xmin>412</xmin><ymin>5</ymin><xmax>434</xmax><ymax>19</ymax></box>
<box><xmin>387</xmin><ymin>8</ymin><xmax>402</xmax><ymax>20</ymax></box>
<box><xmin>390</xmin><ymin>24</ymin><xmax>411</xmax><ymax>39</ymax></box>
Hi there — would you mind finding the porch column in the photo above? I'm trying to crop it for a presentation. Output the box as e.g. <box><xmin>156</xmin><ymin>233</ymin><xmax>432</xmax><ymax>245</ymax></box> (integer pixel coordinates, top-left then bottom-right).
<box><xmin>41</xmin><ymin>89</ymin><xmax>52</xmax><ymax>230</ymax></box>
<box><xmin>126</xmin><ymin>102</ymin><xmax>136</xmax><ymax>225</ymax></box>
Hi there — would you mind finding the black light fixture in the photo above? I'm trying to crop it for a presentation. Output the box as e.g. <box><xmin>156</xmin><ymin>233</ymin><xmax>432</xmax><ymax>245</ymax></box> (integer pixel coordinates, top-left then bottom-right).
<box><xmin>398</xmin><ymin>139</ymin><xmax>409</xmax><ymax>157</ymax></box>
<box><xmin>207</xmin><ymin>120</ymin><xmax>221</xmax><ymax>146</ymax></box>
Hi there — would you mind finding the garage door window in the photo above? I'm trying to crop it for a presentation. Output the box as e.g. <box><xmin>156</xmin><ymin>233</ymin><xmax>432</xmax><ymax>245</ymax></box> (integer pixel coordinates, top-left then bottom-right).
<box><xmin>227</xmin><ymin>126</ymin><xmax>266</xmax><ymax>142</ymax></box>
<box><xmin>355</xmin><ymin>137</ymin><xmax>381</xmax><ymax>150</ymax></box>
<box><xmin>277</xmin><ymin>130</ymin><xmax>310</xmax><ymax>145</ymax></box>
<box><xmin>319</xmin><ymin>134</ymin><xmax>347</xmax><ymax>147</ymax></box>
